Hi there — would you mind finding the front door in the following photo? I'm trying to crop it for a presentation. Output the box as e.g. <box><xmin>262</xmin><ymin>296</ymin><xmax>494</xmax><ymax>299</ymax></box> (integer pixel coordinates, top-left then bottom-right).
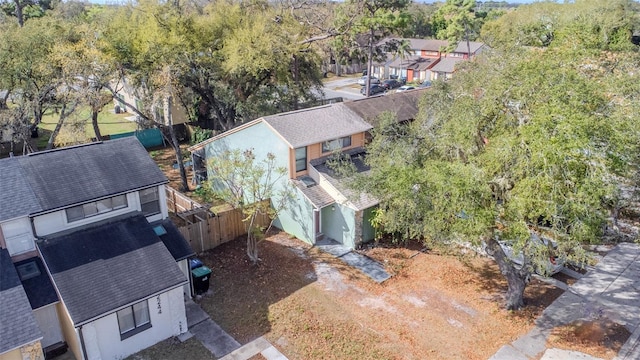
<box><xmin>314</xmin><ymin>209</ymin><xmax>322</xmax><ymax>240</ymax></box>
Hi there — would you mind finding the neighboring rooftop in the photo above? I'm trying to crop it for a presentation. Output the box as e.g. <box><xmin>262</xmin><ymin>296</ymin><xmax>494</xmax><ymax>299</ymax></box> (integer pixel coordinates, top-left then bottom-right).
<box><xmin>344</xmin><ymin>89</ymin><xmax>427</xmax><ymax>127</ymax></box>
<box><xmin>431</xmin><ymin>57</ymin><xmax>464</xmax><ymax>74</ymax></box>
<box><xmin>0</xmin><ymin>249</ymin><xmax>42</xmax><ymax>354</ymax></box>
<box><xmin>0</xmin><ymin>137</ymin><xmax>167</xmax><ymax>220</ymax></box>
<box><xmin>262</xmin><ymin>103</ymin><xmax>373</xmax><ymax>148</ymax></box>
<box><xmin>388</xmin><ymin>56</ymin><xmax>438</xmax><ymax>71</ymax></box>
<box><xmin>0</xmin><ymin>157</ymin><xmax>42</xmax><ymax>222</ymax></box>
<box><xmin>381</xmin><ymin>38</ymin><xmax>485</xmax><ymax>55</ymax></box>
<box><xmin>38</xmin><ymin>214</ymin><xmax>187</xmax><ymax>325</ymax></box>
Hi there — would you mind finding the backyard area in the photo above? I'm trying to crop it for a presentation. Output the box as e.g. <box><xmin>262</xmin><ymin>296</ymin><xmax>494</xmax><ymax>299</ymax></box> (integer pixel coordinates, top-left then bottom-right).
<box><xmin>36</xmin><ymin>104</ymin><xmax>138</xmax><ymax>148</ymax></box>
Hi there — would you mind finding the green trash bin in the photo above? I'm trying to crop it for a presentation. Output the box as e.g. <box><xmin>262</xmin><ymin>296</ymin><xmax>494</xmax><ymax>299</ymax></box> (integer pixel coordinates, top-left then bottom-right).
<box><xmin>191</xmin><ymin>266</ymin><xmax>212</xmax><ymax>295</ymax></box>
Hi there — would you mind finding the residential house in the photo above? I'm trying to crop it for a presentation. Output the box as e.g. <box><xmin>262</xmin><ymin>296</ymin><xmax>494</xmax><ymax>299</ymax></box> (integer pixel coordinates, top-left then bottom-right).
<box><xmin>0</xmin><ymin>137</ymin><xmax>194</xmax><ymax>360</ymax></box>
<box><xmin>429</xmin><ymin>57</ymin><xmax>464</xmax><ymax>81</ymax></box>
<box><xmin>112</xmin><ymin>78</ymin><xmax>190</xmax><ymax>127</ymax></box>
<box><xmin>189</xmin><ymin>90</ymin><xmax>428</xmax><ymax>249</ymax></box>
<box><xmin>189</xmin><ymin>103</ymin><xmax>375</xmax><ymax>249</ymax></box>
<box><xmin>372</xmin><ymin>38</ymin><xmax>485</xmax><ymax>82</ymax></box>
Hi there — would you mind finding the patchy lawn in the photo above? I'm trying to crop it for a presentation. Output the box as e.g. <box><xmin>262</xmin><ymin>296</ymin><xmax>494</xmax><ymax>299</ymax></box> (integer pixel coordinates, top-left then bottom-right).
<box><xmin>196</xmin><ymin>232</ymin><xmax>565</xmax><ymax>360</ymax></box>
<box><xmin>124</xmin><ymin>337</ymin><xmax>215</xmax><ymax>360</ymax></box>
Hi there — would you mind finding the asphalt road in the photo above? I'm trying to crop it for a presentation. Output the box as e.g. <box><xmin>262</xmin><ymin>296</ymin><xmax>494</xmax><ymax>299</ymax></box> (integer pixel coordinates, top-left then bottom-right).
<box><xmin>317</xmin><ymin>77</ymin><xmax>365</xmax><ymax>101</ymax></box>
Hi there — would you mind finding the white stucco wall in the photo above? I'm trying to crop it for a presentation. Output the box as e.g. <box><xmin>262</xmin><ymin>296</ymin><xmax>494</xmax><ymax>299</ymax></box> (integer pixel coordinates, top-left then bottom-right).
<box><xmin>81</xmin><ymin>287</ymin><xmax>186</xmax><ymax>360</ymax></box>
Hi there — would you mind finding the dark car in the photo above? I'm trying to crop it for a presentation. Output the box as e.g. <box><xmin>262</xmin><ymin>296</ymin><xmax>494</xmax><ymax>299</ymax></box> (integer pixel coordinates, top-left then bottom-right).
<box><xmin>381</xmin><ymin>79</ymin><xmax>401</xmax><ymax>90</ymax></box>
<box><xmin>361</xmin><ymin>84</ymin><xmax>386</xmax><ymax>96</ymax></box>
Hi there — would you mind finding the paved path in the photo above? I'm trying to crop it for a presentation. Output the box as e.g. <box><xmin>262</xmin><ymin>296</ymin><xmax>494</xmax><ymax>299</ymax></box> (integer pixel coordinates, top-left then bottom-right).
<box><xmin>315</xmin><ymin>238</ymin><xmax>391</xmax><ymax>283</ymax></box>
<box><xmin>490</xmin><ymin>243</ymin><xmax>640</xmax><ymax>360</ymax></box>
<box><xmin>183</xmin><ymin>298</ymin><xmax>289</xmax><ymax>360</ymax></box>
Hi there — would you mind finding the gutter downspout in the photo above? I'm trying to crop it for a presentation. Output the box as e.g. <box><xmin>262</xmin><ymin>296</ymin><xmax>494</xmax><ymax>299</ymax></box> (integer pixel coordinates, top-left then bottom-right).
<box><xmin>78</xmin><ymin>326</ymin><xmax>88</xmax><ymax>360</ymax></box>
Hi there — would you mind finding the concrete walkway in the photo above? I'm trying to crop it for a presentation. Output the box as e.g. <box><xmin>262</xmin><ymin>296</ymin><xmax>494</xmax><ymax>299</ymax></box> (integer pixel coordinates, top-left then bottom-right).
<box><xmin>315</xmin><ymin>238</ymin><xmax>391</xmax><ymax>283</ymax></box>
<box><xmin>183</xmin><ymin>298</ymin><xmax>289</xmax><ymax>360</ymax></box>
<box><xmin>490</xmin><ymin>243</ymin><xmax>640</xmax><ymax>360</ymax></box>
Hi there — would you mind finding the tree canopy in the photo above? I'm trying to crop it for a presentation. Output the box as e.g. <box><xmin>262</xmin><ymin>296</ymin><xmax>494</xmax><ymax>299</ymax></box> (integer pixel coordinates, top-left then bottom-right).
<box><xmin>359</xmin><ymin>1</ymin><xmax>640</xmax><ymax>309</ymax></box>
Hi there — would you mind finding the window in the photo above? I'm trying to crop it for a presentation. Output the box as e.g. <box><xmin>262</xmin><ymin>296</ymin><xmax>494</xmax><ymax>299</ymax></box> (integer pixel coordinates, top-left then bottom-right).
<box><xmin>295</xmin><ymin>147</ymin><xmax>307</xmax><ymax>172</ymax></box>
<box><xmin>65</xmin><ymin>195</ymin><xmax>129</xmax><ymax>223</ymax></box>
<box><xmin>139</xmin><ymin>187</ymin><xmax>160</xmax><ymax>216</ymax></box>
<box><xmin>322</xmin><ymin>136</ymin><xmax>352</xmax><ymax>153</ymax></box>
<box><xmin>117</xmin><ymin>300</ymin><xmax>151</xmax><ymax>339</ymax></box>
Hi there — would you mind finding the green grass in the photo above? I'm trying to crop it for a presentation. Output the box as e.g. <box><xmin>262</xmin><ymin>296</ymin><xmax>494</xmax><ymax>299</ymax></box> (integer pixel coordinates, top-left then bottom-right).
<box><xmin>36</xmin><ymin>103</ymin><xmax>138</xmax><ymax>148</ymax></box>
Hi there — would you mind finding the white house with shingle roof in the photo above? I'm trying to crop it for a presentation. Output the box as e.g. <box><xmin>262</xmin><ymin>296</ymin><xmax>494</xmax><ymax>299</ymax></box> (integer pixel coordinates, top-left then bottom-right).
<box><xmin>0</xmin><ymin>138</ymin><xmax>194</xmax><ymax>360</ymax></box>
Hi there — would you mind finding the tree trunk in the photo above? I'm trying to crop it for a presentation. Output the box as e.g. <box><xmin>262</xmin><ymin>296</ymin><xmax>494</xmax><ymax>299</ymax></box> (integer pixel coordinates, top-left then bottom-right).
<box><xmin>366</xmin><ymin>27</ymin><xmax>374</xmax><ymax>97</ymax></box>
<box><xmin>464</xmin><ymin>20</ymin><xmax>471</xmax><ymax>59</ymax></box>
<box><xmin>166</xmin><ymin>97</ymin><xmax>189</xmax><ymax>192</ymax></box>
<box><xmin>246</xmin><ymin>212</ymin><xmax>259</xmax><ymax>264</ymax></box>
<box><xmin>0</xmin><ymin>90</ymin><xmax>9</xmax><ymax>109</ymax></box>
<box><xmin>14</xmin><ymin>0</ymin><xmax>24</xmax><ymax>27</ymax></box>
<box><xmin>45</xmin><ymin>103</ymin><xmax>70</xmax><ymax>150</ymax></box>
<box><xmin>91</xmin><ymin>108</ymin><xmax>102</xmax><ymax>141</ymax></box>
<box><xmin>485</xmin><ymin>237</ymin><xmax>528</xmax><ymax>310</ymax></box>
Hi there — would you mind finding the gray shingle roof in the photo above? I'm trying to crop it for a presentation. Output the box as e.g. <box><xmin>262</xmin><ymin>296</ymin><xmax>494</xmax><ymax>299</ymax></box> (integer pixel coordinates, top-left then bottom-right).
<box><xmin>262</xmin><ymin>103</ymin><xmax>373</xmax><ymax>148</ymax></box>
<box><xmin>0</xmin><ymin>157</ymin><xmax>42</xmax><ymax>222</ymax></box>
<box><xmin>293</xmin><ymin>179</ymin><xmax>335</xmax><ymax>209</ymax></box>
<box><xmin>0</xmin><ymin>249</ymin><xmax>42</xmax><ymax>354</ymax></box>
<box><xmin>154</xmin><ymin>219</ymin><xmax>195</xmax><ymax>261</ymax></box>
<box><xmin>16</xmin><ymin>137</ymin><xmax>167</xmax><ymax>214</ymax></box>
<box><xmin>380</xmin><ymin>38</ymin><xmax>484</xmax><ymax>55</ymax></box>
<box><xmin>344</xmin><ymin>89</ymin><xmax>427</xmax><ymax>127</ymax></box>
<box><xmin>310</xmin><ymin>148</ymin><xmax>378</xmax><ymax>211</ymax></box>
<box><xmin>37</xmin><ymin>214</ymin><xmax>187</xmax><ymax>325</ymax></box>
<box><xmin>431</xmin><ymin>57</ymin><xmax>464</xmax><ymax>73</ymax></box>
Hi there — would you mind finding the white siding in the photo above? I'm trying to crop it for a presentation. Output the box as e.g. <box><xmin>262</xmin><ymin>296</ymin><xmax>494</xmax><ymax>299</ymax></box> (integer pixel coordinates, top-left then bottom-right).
<box><xmin>33</xmin><ymin>193</ymin><xmax>140</xmax><ymax>237</ymax></box>
<box><xmin>1</xmin><ymin>217</ymin><xmax>35</xmax><ymax>256</ymax></box>
<box><xmin>81</xmin><ymin>287</ymin><xmax>186</xmax><ymax>360</ymax></box>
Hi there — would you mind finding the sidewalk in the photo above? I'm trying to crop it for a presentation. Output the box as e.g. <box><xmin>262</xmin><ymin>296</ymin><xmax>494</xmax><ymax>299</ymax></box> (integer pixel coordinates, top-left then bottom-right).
<box><xmin>490</xmin><ymin>243</ymin><xmax>640</xmax><ymax>360</ymax></box>
<box><xmin>315</xmin><ymin>238</ymin><xmax>391</xmax><ymax>283</ymax></box>
<box><xmin>183</xmin><ymin>298</ymin><xmax>289</xmax><ymax>360</ymax></box>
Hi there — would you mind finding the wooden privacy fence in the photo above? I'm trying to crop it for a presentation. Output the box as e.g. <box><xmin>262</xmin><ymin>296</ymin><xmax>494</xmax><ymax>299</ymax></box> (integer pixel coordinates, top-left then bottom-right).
<box><xmin>165</xmin><ymin>187</ymin><xmax>271</xmax><ymax>253</ymax></box>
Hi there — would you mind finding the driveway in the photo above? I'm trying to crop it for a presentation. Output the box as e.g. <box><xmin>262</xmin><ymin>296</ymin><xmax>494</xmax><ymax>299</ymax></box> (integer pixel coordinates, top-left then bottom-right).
<box><xmin>318</xmin><ymin>77</ymin><xmax>365</xmax><ymax>100</ymax></box>
<box><xmin>490</xmin><ymin>242</ymin><xmax>640</xmax><ymax>360</ymax></box>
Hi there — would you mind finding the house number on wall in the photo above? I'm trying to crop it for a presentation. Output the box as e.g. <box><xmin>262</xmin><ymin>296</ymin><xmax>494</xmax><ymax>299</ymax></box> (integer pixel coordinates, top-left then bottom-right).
<box><xmin>157</xmin><ymin>296</ymin><xmax>162</xmax><ymax>314</ymax></box>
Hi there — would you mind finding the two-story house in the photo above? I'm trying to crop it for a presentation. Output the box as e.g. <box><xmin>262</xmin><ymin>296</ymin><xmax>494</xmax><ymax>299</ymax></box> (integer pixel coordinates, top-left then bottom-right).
<box><xmin>0</xmin><ymin>137</ymin><xmax>194</xmax><ymax>360</ymax></box>
<box><xmin>189</xmin><ymin>102</ymin><xmax>376</xmax><ymax>249</ymax></box>
<box><xmin>372</xmin><ymin>38</ymin><xmax>485</xmax><ymax>82</ymax></box>
<box><xmin>188</xmin><ymin>90</ymin><xmax>428</xmax><ymax>249</ymax></box>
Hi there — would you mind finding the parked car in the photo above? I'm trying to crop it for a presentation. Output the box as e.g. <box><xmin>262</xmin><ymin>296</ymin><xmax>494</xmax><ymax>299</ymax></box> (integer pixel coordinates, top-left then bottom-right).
<box><xmin>419</xmin><ymin>80</ymin><xmax>432</xmax><ymax>88</ymax></box>
<box><xmin>396</xmin><ymin>85</ymin><xmax>415</xmax><ymax>93</ymax></box>
<box><xmin>381</xmin><ymin>79</ymin><xmax>401</xmax><ymax>90</ymax></box>
<box><xmin>496</xmin><ymin>234</ymin><xmax>564</xmax><ymax>276</ymax></box>
<box><xmin>360</xmin><ymin>84</ymin><xmax>386</xmax><ymax>96</ymax></box>
<box><xmin>357</xmin><ymin>76</ymin><xmax>380</xmax><ymax>86</ymax></box>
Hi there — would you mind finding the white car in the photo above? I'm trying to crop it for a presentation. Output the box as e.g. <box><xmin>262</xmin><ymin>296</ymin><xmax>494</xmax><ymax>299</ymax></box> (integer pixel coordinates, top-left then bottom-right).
<box><xmin>396</xmin><ymin>85</ymin><xmax>415</xmax><ymax>93</ymax></box>
<box><xmin>497</xmin><ymin>234</ymin><xmax>564</xmax><ymax>276</ymax></box>
<box><xmin>357</xmin><ymin>76</ymin><xmax>380</xmax><ymax>86</ymax></box>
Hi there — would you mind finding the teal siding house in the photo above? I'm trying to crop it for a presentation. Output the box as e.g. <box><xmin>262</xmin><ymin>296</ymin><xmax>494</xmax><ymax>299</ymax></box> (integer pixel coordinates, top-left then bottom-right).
<box><xmin>189</xmin><ymin>102</ymin><xmax>378</xmax><ymax>249</ymax></box>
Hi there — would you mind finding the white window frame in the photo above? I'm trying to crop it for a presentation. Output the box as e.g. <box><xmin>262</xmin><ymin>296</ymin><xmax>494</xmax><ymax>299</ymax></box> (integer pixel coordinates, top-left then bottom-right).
<box><xmin>139</xmin><ymin>187</ymin><xmax>160</xmax><ymax>216</ymax></box>
<box><xmin>65</xmin><ymin>195</ymin><xmax>128</xmax><ymax>223</ymax></box>
<box><xmin>1</xmin><ymin>220</ymin><xmax>35</xmax><ymax>256</ymax></box>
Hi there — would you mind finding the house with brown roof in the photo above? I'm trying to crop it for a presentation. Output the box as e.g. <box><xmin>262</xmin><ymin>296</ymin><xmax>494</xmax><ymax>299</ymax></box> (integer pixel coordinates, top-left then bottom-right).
<box><xmin>189</xmin><ymin>90</ymin><xmax>427</xmax><ymax>249</ymax></box>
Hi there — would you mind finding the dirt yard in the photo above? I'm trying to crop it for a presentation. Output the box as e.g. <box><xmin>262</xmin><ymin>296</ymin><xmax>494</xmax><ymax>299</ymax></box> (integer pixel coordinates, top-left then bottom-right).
<box><xmin>196</xmin><ymin>233</ymin><xmax>566</xmax><ymax>360</ymax></box>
